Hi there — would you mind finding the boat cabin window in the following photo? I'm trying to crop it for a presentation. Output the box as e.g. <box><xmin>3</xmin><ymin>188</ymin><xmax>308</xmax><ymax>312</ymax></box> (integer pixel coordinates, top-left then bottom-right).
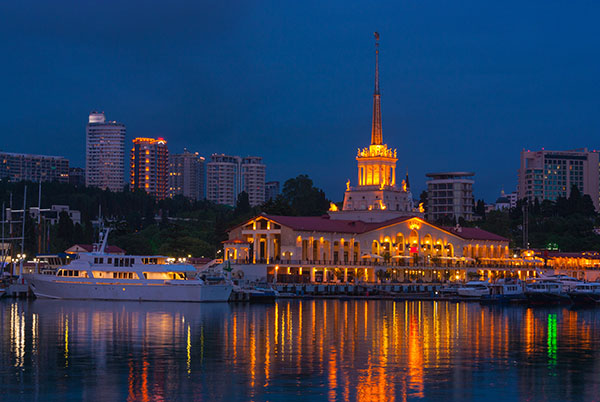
<box><xmin>113</xmin><ymin>258</ymin><xmax>135</xmax><ymax>267</ymax></box>
<box><xmin>112</xmin><ymin>272</ymin><xmax>135</xmax><ymax>279</ymax></box>
<box><xmin>57</xmin><ymin>269</ymin><xmax>88</xmax><ymax>278</ymax></box>
<box><xmin>143</xmin><ymin>272</ymin><xmax>186</xmax><ymax>280</ymax></box>
<box><xmin>92</xmin><ymin>271</ymin><xmax>138</xmax><ymax>279</ymax></box>
<box><xmin>107</xmin><ymin>258</ymin><xmax>112</xmax><ymax>264</ymax></box>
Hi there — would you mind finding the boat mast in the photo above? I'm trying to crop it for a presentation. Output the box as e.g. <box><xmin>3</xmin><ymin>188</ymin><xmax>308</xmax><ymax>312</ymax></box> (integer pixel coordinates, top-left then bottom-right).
<box><xmin>19</xmin><ymin>185</ymin><xmax>26</xmax><ymax>279</ymax></box>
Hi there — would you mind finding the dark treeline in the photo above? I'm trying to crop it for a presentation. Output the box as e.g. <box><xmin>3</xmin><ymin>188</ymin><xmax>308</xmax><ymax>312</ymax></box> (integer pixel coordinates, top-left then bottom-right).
<box><xmin>0</xmin><ymin>175</ymin><xmax>330</xmax><ymax>258</ymax></box>
<box><xmin>434</xmin><ymin>186</ymin><xmax>600</xmax><ymax>252</ymax></box>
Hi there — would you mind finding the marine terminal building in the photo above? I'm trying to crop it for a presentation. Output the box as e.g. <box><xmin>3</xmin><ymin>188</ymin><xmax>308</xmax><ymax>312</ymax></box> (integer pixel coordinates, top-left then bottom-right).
<box><xmin>223</xmin><ymin>35</ymin><xmax>526</xmax><ymax>284</ymax></box>
<box><xmin>225</xmin><ymin>214</ymin><xmax>512</xmax><ymax>283</ymax></box>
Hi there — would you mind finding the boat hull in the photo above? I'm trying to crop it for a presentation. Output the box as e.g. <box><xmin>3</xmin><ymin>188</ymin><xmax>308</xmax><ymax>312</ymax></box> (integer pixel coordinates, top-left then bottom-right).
<box><xmin>457</xmin><ymin>289</ymin><xmax>489</xmax><ymax>297</ymax></box>
<box><xmin>26</xmin><ymin>275</ymin><xmax>232</xmax><ymax>302</ymax></box>
<box><xmin>569</xmin><ymin>293</ymin><xmax>600</xmax><ymax>306</ymax></box>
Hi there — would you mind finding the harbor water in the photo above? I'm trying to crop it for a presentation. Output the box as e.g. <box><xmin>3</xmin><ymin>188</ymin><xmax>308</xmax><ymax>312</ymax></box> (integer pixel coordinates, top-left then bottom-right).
<box><xmin>1</xmin><ymin>299</ymin><xmax>600</xmax><ymax>401</ymax></box>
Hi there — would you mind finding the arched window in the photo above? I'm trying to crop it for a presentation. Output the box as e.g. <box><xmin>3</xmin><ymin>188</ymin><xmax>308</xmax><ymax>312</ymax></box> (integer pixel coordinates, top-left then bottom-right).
<box><xmin>395</xmin><ymin>233</ymin><xmax>405</xmax><ymax>252</ymax></box>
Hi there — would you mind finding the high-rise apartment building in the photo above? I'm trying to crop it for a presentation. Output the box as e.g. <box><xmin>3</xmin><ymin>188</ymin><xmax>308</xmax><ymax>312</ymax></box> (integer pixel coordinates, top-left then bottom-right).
<box><xmin>206</xmin><ymin>154</ymin><xmax>266</xmax><ymax>207</ymax></box>
<box><xmin>241</xmin><ymin>157</ymin><xmax>266</xmax><ymax>206</ymax></box>
<box><xmin>85</xmin><ymin>112</ymin><xmax>126</xmax><ymax>191</ymax></box>
<box><xmin>0</xmin><ymin>152</ymin><xmax>69</xmax><ymax>183</ymax></box>
<box><xmin>207</xmin><ymin>154</ymin><xmax>240</xmax><ymax>206</ymax></box>
<box><xmin>265</xmin><ymin>181</ymin><xmax>280</xmax><ymax>201</ymax></box>
<box><xmin>168</xmin><ymin>149</ymin><xmax>206</xmax><ymax>200</ymax></box>
<box><xmin>518</xmin><ymin>149</ymin><xmax>599</xmax><ymax>210</ymax></box>
<box><xmin>426</xmin><ymin>172</ymin><xmax>475</xmax><ymax>222</ymax></box>
<box><xmin>130</xmin><ymin>137</ymin><xmax>169</xmax><ymax>199</ymax></box>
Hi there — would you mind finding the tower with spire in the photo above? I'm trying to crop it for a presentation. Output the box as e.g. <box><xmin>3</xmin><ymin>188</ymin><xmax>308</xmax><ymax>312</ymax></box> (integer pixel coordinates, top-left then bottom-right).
<box><xmin>330</xmin><ymin>33</ymin><xmax>420</xmax><ymax>222</ymax></box>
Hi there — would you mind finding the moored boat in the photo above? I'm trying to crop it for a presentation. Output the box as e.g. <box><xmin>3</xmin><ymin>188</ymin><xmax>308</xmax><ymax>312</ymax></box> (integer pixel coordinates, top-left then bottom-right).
<box><xmin>525</xmin><ymin>280</ymin><xmax>570</xmax><ymax>304</ymax></box>
<box><xmin>569</xmin><ymin>283</ymin><xmax>600</xmax><ymax>306</ymax></box>
<box><xmin>456</xmin><ymin>281</ymin><xmax>490</xmax><ymax>298</ymax></box>
<box><xmin>24</xmin><ymin>230</ymin><xmax>232</xmax><ymax>302</ymax></box>
<box><xmin>480</xmin><ymin>280</ymin><xmax>524</xmax><ymax>304</ymax></box>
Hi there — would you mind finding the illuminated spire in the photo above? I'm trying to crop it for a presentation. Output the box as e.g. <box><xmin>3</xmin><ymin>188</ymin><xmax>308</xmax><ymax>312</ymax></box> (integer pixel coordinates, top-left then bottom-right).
<box><xmin>371</xmin><ymin>32</ymin><xmax>383</xmax><ymax>146</ymax></box>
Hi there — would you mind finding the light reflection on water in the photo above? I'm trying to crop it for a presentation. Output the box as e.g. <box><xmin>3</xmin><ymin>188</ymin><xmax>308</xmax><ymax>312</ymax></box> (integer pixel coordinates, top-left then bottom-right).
<box><xmin>1</xmin><ymin>299</ymin><xmax>600</xmax><ymax>401</ymax></box>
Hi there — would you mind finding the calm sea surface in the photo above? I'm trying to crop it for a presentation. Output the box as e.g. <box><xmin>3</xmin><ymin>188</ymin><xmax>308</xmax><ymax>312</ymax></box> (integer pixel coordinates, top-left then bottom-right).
<box><xmin>1</xmin><ymin>298</ymin><xmax>600</xmax><ymax>402</ymax></box>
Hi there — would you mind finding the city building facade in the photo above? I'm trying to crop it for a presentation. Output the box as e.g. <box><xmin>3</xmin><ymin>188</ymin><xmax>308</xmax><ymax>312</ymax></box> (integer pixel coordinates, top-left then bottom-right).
<box><xmin>518</xmin><ymin>148</ymin><xmax>600</xmax><ymax>210</ymax></box>
<box><xmin>168</xmin><ymin>150</ymin><xmax>206</xmax><ymax>200</ymax></box>
<box><xmin>207</xmin><ymin>154</ymin><xmax>266</xmax><ymax>207</ymax></box>
<box><xmin>130</xmin><ymin>137</ymin><xmax>169</xmax><ymax>199</ymax></box>
<box><xmin>224</xmin><ymin>214</ymin><xmax>510</xmax><ymax>283</ymax></box>
<box><xmin>265</xmin><ymin>181</ymin><xmax>280</xmax><ymax>201</ymax></box>
<box><xmin>241</xmin><ymin>157</ymin><xmax>266</xmax><ymax>206</ymax></box>
<box><xmin>85</xmin><ymin>112</ymin><xmax>126</xmax><ymax>191</ymax></box>
<box><xmin>0</xmin><ymin>152</ymin><xmax>69</xmax><ymax>183</ymax></box>
<box><xmin>207</xmin><ymin>154</ymin><xmax>240</xmax><ymax>206</ymax></box>
<box><xmin>426</xmin><ymin>172</ymin><xmax>475</xmax><ymax>222</ymax></box>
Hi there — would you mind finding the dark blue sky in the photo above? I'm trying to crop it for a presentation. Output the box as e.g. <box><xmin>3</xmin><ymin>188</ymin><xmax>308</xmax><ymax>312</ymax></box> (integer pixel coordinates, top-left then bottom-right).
<box><xmin>1</xmin><ymin>1</ymin><xmax>600</xmax><ymax>202</ymax></box>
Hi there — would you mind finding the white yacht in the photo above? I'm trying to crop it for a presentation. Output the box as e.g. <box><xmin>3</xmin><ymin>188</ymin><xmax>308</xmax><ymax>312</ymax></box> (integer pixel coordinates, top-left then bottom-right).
<box><xmin>569</xmin><ymin>283</ymin><xmax>600</xmax><ymax>305</ymax></box>
<box><xmin>538</xmin><ymin>274</ymin><xmax>583</xmax><ymax>292</ymax></box>
<box><xmin>456</xmin><ymin>281</ymin><xmax>490</xmax><ymax>298</ymax></box>
<box><xmin>525</xmin><ymin>279</ymin><xmax>570</xmax><ymax>304</ymax></box>
<box><xmin>25</xmin><ymin>231</ymin><xmax>232</xmax><ymax>302</ymax></box>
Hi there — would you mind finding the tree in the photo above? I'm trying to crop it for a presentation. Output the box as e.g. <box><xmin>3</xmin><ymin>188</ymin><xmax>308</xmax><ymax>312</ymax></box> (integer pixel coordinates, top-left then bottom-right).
<box><xmin>261</xmin><ymin>195</ymin><xmax>294</xmax><ymax>216</ymax></box>
<box><xmin>281</xmin><ymin>175</ymin><xmax>330</xmax><ymax>216</ymax></box>
<box><xmin>235</xmin><ymin>191</ymin><xmax>251</xmax><ymax>215</ymax></box>
<box><xmin>475</xmin><ymin>199</ymin><xmax>486</xmax><ymax>218</ymax></box>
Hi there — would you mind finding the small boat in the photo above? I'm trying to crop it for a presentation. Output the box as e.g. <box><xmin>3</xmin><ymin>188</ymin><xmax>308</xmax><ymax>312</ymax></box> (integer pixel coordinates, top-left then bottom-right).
<box><xmin>539</xmin><ymin>274</ymin><xmax>583</xmax><ymax>292</ymax></box>
<box><xmin>244</xmin><ymin>284</ymin><xmax>279</xmax><ymax>303</ymax></box>
<box><xmin>456</xmin><ymin>281</ymin><xmax>490</xmax><ymax>298</ymax></box>
<box><xmin>480</xmin><ymin>280</ymin><xmax>524</xmax><ymax>304</ymax></box>
<box><xmin>438</xmin><ymin>283</ymin><xmax>461</xmax><ymax>297</ymax></box>
<box><xmin>525</xmin><ymin>280</ymin><xmax>570</xmax><ymax>304</ymax></box>
<box><xmin>569</xmin><ymin>283</ymin><xmax>600</xmax><ymax>306</ymax></box>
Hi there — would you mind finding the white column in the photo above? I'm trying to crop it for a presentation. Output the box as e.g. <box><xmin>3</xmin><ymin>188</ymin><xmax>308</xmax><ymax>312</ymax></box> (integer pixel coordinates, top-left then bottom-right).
<box><xmin>253</xmin><ymin>235</ymin><xmax>259</xmax><ymax>263</ymax></box>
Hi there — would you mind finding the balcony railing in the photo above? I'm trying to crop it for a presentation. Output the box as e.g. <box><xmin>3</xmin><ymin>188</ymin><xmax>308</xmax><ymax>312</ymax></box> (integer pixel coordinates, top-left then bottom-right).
<box><xmin>227</xmin><ymin>258</ymin><xmax>544</xmax><ymax>269</ymax></box>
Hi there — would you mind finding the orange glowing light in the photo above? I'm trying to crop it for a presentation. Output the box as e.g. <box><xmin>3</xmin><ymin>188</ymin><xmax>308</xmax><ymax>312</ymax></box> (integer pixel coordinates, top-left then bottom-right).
<box><xmin>329</xmin><ymin>202</ymin><xmax>339</xmax><ymax>212</ymax></box>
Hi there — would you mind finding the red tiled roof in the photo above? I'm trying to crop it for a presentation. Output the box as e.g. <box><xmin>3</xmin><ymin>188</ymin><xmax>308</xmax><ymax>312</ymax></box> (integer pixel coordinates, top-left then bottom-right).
<box><xmin>541</xmin><ymin>251</ymin><xmax>600</xmax><ymax>259</ymax></box>
<box><xmin>262</xmin><ymin>214</ymin><xmax>415</xmax><ymax>234</ymax></box>
<box><xmin>444</xmin><ymin>227</ymin><xmax>509</xmax><ymax>242</ymax></box>
<box><xmin>230</xmin><ymin>214</ymin><xmax>509</xmax><ymax>242</ymax></box>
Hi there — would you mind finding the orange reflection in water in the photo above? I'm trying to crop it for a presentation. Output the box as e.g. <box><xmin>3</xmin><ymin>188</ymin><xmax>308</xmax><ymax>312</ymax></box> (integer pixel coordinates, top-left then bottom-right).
<box><xmin>8</xmin><ymin>300</ymin><xmax>600</xmax><ymax>401</ymax></box>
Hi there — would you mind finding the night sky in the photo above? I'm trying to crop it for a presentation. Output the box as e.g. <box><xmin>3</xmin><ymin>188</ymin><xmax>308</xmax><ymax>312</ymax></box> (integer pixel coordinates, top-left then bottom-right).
<box><xmin>1</xmin><ymin>1</ymin><xmax>600</xmax><ymax>202</ymax></box>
